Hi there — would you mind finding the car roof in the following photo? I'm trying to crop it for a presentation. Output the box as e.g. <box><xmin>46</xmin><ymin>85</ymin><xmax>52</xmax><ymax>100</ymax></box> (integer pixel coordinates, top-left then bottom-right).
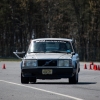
<box><xmin>31</xmin><ymin>38</ymin><xmax>73</xmax><ymax>42</ymax></box>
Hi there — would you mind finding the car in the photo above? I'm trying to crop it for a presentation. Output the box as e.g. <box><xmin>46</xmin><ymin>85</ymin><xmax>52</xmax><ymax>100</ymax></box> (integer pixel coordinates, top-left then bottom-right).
<box><xmin>13</xmin><ymin>38</ymin><xmax>80</xmax><ymax>84</ymax></box>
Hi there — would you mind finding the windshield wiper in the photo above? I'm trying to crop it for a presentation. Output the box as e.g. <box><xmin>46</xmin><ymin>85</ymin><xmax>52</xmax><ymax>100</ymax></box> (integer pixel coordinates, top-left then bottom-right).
<box><xmin>28</xmin><ymin>51</ymin><xmax>46</xmax><ymax>53</ymax></box>
<box><xmin>47</xmin><ymin>50</ymin><xmax>67</xmax><ymax>53</ymax></box>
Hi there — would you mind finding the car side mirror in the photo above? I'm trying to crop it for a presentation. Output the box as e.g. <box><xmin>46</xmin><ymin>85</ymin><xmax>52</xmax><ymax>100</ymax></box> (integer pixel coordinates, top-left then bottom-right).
<box><xmin>72</xmin><ymin>52</ymin><xmax>75</xmax><ymax>55</ymax></box>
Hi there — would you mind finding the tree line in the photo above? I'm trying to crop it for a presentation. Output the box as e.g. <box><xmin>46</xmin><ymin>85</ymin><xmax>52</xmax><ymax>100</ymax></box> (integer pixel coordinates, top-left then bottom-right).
<box><xmin>0</xmin><ymin>0</ymin><xmax>100</xmax><ymax>61</ymax></box>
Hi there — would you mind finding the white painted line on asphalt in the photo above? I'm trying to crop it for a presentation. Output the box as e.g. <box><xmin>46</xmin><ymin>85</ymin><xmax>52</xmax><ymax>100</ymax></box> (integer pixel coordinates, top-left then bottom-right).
<box><xmin>0</xmin><ymin>80</ymin><xmax>83</xmax><ymax>100</ymax></box>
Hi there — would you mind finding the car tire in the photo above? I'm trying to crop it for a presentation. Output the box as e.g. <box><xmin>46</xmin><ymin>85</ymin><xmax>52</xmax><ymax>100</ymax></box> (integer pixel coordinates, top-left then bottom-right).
<box><xmin>69</xmin><ymin>73</ymin><xmax>78</xmax><ymax>84</ymax></box>
<box><xmin>21</xmin><ymin>73</ymin><xmax>29</xmax><ymax>84</ymax></box>
<box><xmin>29</xmin><ymin>77</ymin><xmax>37</xmax><ymax>83</ymax></box>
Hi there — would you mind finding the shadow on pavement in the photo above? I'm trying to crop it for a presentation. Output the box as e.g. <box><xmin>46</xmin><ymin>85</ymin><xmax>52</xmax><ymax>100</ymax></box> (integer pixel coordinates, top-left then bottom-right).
<box><xmin>30</xmin><ymin>82</ymin><xmax>97</xmax><ymax>85</ymax></box>
<box><xmin>77</xmin><ymin>82</ymin><xmax>97</xmax><ymax>85</ymax></box>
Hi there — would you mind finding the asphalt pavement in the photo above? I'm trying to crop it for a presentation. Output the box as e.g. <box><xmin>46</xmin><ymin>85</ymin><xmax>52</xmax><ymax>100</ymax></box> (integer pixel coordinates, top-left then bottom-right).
<box><xmin>0</xmin><ymin>61</ymin><xmax>100</xmax><ymax>100</ymax></box>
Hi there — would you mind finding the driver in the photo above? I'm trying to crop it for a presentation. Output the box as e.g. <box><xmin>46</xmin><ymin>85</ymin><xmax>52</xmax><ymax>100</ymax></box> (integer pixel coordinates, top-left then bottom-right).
<box><xmin>59</xmin><ymin>43</ymin><xmax>67</xmax><ymax>51</ymax></box>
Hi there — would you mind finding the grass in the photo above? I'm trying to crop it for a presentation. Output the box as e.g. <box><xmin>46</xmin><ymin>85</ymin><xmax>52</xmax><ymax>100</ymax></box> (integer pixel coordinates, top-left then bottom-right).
<box><xmin>0</xmin><ymin>58</ymin><xmax>21</xmax><ymax>61</ymax></box>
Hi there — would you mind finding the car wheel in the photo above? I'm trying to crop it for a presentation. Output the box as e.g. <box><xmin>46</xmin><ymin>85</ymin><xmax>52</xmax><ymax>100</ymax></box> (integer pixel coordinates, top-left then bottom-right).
<box><xmin>69</xmin><ymin>73</ymin><xmax>78</xmax><ymax>84</ymax></box>
<box><xmin>21</xmin><ymin>73</ymin><xmax>29</xmax><ymax>84</ymax></box>
<box><xmin>29</xmin><ymin>77</ymin><xmax>37</xmax><ymax>83</ymax></box>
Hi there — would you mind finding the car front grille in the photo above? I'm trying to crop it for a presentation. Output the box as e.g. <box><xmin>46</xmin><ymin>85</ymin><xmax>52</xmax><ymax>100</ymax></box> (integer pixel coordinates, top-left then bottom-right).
<box><xmin>38</xmin><ymin>60</ymin><xmax>57</xmax><ymax>67</ymax></box>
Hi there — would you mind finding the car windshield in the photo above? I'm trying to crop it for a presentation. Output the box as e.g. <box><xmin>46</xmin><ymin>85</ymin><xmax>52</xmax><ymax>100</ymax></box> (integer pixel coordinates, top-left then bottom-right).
<box><xmin>28</xmin><ymin>40</ymin><xmax>73</xmax><ymax>53</ymax></box>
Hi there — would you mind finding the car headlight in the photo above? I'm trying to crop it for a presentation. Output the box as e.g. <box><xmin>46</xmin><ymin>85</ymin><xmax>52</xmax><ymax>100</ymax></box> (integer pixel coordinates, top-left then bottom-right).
<box><xmin>58</xmin><ymin>59</ymin><xmax>72</xmax><ymax>67</ymax></box>
<box><xmin>22</xmin><ymin>60</ymin><xmax>37</xmax><ymax>67</ymax></box>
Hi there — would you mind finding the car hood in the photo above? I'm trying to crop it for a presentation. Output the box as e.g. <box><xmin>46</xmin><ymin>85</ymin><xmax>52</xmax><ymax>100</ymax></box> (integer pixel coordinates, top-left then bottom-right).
<box><xmin>25</xmin><ymin>53</ymin><xmax>72</xmax><ymax>59</ymax></box>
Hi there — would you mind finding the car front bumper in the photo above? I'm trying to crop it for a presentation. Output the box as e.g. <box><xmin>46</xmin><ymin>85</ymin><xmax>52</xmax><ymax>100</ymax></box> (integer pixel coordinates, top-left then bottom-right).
<box><xmin>21</xmin><ymin>68</ymin><xmax>76</xmax><ymax>79</ymax></box>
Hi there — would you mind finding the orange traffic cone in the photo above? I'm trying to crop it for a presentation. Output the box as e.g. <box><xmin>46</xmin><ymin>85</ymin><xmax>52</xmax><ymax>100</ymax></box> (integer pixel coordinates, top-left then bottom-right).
<box><xmin>93</xmin><ymin>65</ymin><xmax>95</xmax><ymax>70</ymax></box>
<box><xmin>99</xmin><ymin>66</ymin><xmax>100</xmax><ymax>70</ymax></box>
<box><xmin>2</xmin><ymin>64</ymin><xmax>6</xmax><ymax>69</ymax></box>
<box><xmin>98</xmin><ymin>65</ymin><xmax>100</xmax><ymax>71</ymax></box>
<box><xmin>93</xmin><ymin>65</ymin><xmax>97</xmax><ymax>70</ymax></box>
<box><xmin>84</xmin><ymin>64</ymin><xmax>87</xmax><ymax>69</ymax></box>
<box><xmin>89</xmin><ymin>64</ymin><xmax>92</xmax><ymax>70</ymax></box>
<box><xmin>95</xmin><ymin>65</ymin><xmax>98</xmax><ymax>70</ymax></box>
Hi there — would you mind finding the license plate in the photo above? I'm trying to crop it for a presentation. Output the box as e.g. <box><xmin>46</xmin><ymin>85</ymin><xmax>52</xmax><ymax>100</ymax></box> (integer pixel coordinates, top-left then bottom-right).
<box><xmin>42</xmin><ymin>69</ymin><xmax>52</xmax><ymax>75</ymax></box>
